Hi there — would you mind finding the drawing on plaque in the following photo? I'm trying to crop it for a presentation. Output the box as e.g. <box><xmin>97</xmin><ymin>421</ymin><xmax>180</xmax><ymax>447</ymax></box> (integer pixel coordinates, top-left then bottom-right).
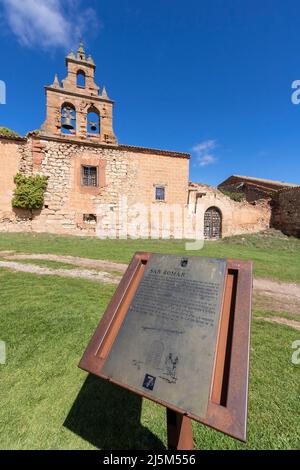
<box><xmin>160</xmin><ymin>353</ymin><xmax>179</xmax><ymax>384</ymax></box>
<box><xmin>143</xmin><ymin>374</ymin><xmax>156</xmax><ymax>391</ymax></box>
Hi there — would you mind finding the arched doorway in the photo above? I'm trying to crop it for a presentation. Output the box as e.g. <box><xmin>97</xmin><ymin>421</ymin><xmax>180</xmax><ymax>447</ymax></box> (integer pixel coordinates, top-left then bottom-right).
<box><xmin>204</xmin><ymin>207</ymin><xmax>222</xmax><ymax>240</ymax></box>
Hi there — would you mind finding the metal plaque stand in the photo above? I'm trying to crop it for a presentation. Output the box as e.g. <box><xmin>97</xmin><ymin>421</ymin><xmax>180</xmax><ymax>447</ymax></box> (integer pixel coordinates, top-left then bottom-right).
<box><xmin>79</xmin><ymin>252</ymin><xmax>253</xmax><ymax>448</ymax></box>
<box><xmin>167</xmin><ymin>409</ymin><xmax>194</xmax><ymax>450</ymax></box>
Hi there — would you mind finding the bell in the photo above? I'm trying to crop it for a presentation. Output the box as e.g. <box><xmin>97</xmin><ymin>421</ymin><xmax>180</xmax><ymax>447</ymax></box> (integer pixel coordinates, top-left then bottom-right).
<box><xmin>62</xmin><ymin>117</ymin><xmax>74</xmax><ymax>130</ymax></box>
<box><xmin>89</xmin><ymin>121</ymin><xmax>98</xmax><ymax>132</ymax></box>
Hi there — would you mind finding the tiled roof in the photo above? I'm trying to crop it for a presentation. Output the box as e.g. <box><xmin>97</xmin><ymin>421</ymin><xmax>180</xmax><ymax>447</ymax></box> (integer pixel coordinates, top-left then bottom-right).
<box><xmin>0</xmin><ymin>134</ymin><xmax>26</xmax><ymax>142</ymax></box>
<box><xmin>232</xmin><ymin>175</ymin><xmax>299</xmax><ymax>188</ymax></box>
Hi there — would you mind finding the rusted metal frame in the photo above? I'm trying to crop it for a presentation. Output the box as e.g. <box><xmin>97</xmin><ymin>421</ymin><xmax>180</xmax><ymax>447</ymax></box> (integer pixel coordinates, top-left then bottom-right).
<box><xmin>79</xmin><ymin>253</ymin><xmax>252</xmax><ymax>444</ymax></box>
<box><xmin>79</xmin><ymin>252</ymin><xmax>150</xmax><ymax>375</ymax></box>
<box><xmin>198</xmin><ymin>259</ymin><xmax>252</xmax><ymax>441</ymax></box>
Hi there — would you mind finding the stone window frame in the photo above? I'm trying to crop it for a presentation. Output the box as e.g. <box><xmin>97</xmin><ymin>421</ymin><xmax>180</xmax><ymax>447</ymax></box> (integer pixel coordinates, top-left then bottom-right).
<box><xmin>75</xmin><ymin>157</ymin><xmax>106</xmax><ymax>195</ymax></box>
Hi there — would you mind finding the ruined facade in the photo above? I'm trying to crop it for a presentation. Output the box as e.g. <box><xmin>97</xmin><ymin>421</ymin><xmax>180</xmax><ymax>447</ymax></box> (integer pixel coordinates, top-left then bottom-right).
<box><xmin>271</xmin><ymin>187</ymin><xmax>300</xmax><ymax>238</ymax></box>
<box><xmin>188</xmin><ymin>183</ymin><xmax>271</xmax><ymax>239</ymax></box>
<box><xmin>218</xmin><ymin>175</ymin><xmax>298</xmax><ymax>203</ymax></box>
<box><xmin>0</xmin><ymin>43</ymin><xmax>273</xmax><ymax>240</ymax></box>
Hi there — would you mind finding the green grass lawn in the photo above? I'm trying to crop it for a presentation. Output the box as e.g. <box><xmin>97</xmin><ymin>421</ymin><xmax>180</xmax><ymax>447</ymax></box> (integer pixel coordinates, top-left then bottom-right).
<box><xmin>0</xmin><ymin>231</ymin><xmax>299</xmax><ymax>449</ymax></box>
<box><xmin>0</xmin><ymin>270</ymin><xmax>299</xmax><ymax>450</ymax></box>
<box><xmin>0</xmin><ymin>230</ymin><xmax>299</xmax><ymax>282</ymax></box>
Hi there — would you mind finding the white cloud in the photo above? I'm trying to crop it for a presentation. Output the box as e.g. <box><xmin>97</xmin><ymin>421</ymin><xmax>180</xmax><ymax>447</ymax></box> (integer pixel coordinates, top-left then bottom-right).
<box><xmin>197</xmin><ymin>154</ymin><xmax>216</xmax><ymax>166</ymax></box>
<box><xmin>1</xmin><ymin>0</ymin><xmax>100</xmax><ymax>50</ymax></box>
<box><xmin>192</xmin><ymin>140</ymin><xmax>218</xmax><ymax>167</ymax></box>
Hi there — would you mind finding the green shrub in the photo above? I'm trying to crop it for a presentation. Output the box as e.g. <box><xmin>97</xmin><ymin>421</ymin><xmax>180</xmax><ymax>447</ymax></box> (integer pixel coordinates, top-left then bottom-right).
<box><xmin>26</xmin><ymin>129</ymin><xmax>41</xmax><ymax>137</ymax></box>
<box><xmin>219</xmin><ymin>188</ymin><xmax>246</xmax><ymax>202</ymax></box>
<box><xmin>12</xmin><ymin>174</ymin><xmax>48</xmax><ymax>213</ymax></box>
<box><xmin>0</xmin><ymin>127</ymin><xmax>20</xmax><ymax>138</ymax></box>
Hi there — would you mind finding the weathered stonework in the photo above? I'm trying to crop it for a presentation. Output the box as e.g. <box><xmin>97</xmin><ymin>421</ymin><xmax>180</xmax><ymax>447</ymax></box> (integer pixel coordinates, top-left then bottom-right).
<box><xmin>271</xmin><ymin>187</ymin><xmax>300</xmax><ymax>237</ymax></box>
<box><xmin>218</xmin><ymin>175</ymin><xmax>298</xmax><ymax>203</ymax></box>
<box><xmin>188</xmin><ymin>183</ymin><xmax>272</xmax><ymax>238</ymax></box>
<box><xmin>0</xmin><ymin>135</ymin><xmax>190</xmax><ymax>237</ymax></box>
<box><xmin>0</xmin><ymin>135</ymin><xmax>273</xmax><ymax>239</ymax></box>
<box><xmin>41</xmin><ymin>41</ymin><xmax>117</xmax><ymax>145</ymax></box>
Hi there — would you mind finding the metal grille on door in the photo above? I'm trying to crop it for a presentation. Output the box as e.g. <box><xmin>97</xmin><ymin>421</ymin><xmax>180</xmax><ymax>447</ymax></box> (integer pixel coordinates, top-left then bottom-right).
<box><xmin>204</xmin><ymin>207</ymin><xmax>222</xmax><ymax>240</ymax></box>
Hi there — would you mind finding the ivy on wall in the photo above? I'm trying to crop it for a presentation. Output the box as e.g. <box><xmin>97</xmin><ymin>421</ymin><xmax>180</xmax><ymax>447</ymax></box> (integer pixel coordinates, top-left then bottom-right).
<box><xmin>12</xmin><ymin>174</ymin><xmax>48</xmax><ymax>216</ymax></box>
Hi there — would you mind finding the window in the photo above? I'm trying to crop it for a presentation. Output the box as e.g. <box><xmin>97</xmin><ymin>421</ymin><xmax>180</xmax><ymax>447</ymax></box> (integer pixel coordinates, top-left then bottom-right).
<box><xmin>83</xmin><ymin>214</ymin><xmax>97</xmax><ymax>224</ymax></box>
<box><xmin>77</xmin><ymin>71</ymin><xmax>86</xmax><ymax>88</ymax></box>
<box><xmin>81</xmin><ymin>166</ymin><xmax>98</xmax><ymax>187</ymax></box>
<box><xmin>155</xmin><ymin>186</ymin><xmax>165</xmax><ymax>201</ymax></box>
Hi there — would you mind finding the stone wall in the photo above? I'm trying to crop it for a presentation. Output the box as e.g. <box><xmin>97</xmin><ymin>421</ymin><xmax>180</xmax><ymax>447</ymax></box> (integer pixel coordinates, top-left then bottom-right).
<box><xmin>219</xmin><ymin>182</ymin><xmax>272</xmax><ymax>203</ymax></box>
<box><xmin>218</xmin><ymin>176</ymin><xmax>298</xmax><ymax>203</ymax></box>
<box><xmin>0</xmin><ymin>135</ymin><xmax>190</xmax><ymax>238</ymax></box>
<box><xmin>0</xmin><ymin>136</ymin><xmax>274</xmax><ymax>240</ymax></box>
<box><xmin>271</xmin><ymin>187</ymin><xmax>300</xmax><ymax>237</ymax></box>
<box><xmin>188</xmin><ymin>183</ymin><xmax>272</xmax><ymax>238</ymax></box>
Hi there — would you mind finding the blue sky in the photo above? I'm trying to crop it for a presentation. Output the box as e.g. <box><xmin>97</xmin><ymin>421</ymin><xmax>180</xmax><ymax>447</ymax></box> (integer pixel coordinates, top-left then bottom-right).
<box><xmin>0</xmin><ymin>0</ymin><xmax>300</xmax><ymax>186</ymax></box>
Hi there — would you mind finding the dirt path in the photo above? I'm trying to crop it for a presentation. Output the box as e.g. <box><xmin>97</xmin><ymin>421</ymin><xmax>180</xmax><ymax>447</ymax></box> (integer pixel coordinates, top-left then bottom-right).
<box><xmin>256</xmin><ymin>316</ymin><xmax>300</xmax><ymax>331</ymax></box>
<box><xmin>0</xmin><ymin>252</ymin><xmax>299</xmax><ymax>319</ymax></box>
<box><xmin>253</xmin><ymin>278</ymin><xmax>300</xmax><ymax>302</ymax></box>
<box><xmin>2</xmin><ymin>252</ymin><xmax>127</xmax><ymax>273</ymax></box>
<box><xmin>0</xmin><ymin>261</ymin><xmax>120</xmax><ymax>284</ymax></box>
<box><xmin>253</xmin><ymin>278</ymin><xmax>300</xmax><ymax>317</ymax></box>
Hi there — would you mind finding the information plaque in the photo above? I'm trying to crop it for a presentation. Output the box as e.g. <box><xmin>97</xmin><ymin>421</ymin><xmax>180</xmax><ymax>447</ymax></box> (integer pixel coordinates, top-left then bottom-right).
<box><xmin>79</xmin><ymin>252</ymin><xmax>253</xmax><ymax>449</ymax></box>
<box><xmin>102</xmin><ymin>254</ymin><xmax>226</xmax><ymax>418</ymax></box>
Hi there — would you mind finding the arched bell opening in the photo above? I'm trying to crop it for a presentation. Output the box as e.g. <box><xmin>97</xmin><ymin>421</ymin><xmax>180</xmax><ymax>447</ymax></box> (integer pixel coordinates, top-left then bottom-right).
<box><xmin>77</xmin><ymin>70</ymin><xmax>86</xmax><ymax>88</ymax></box>
<box><xmin>87</xmin><ymin>106</ymin><xmax>100</xmax><ymax>135</ymax></box>
<box><xmin>204</xmin><ymin>206</ymin><xmax>222</xmax><ymax>240</ymax></box>
<box><xmin>61</xmin><ymin>103</ymin><xmax>76</xmax><ymax>135</ymax></box>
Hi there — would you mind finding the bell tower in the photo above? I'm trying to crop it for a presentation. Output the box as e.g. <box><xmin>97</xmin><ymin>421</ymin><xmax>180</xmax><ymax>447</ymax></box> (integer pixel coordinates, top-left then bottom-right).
<box><xmin>41</xmin><ymin>41</ymin><xmax>118</xmax><ymax>145</ymax></box>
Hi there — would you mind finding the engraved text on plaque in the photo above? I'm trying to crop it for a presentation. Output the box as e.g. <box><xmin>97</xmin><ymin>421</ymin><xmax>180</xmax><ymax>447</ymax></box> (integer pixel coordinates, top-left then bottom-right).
<box><xmin>102</xmin><ymin>254</ymin><xmax>226</xmax><ymax>418</ymax></box>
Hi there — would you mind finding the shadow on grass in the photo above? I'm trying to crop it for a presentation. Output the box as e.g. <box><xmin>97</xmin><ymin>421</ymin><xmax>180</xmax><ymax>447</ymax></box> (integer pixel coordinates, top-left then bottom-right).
<box><xmin>64</xmin><ymin>374</ymin><xmax>165</xmax><ymax>450</ymax></box>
